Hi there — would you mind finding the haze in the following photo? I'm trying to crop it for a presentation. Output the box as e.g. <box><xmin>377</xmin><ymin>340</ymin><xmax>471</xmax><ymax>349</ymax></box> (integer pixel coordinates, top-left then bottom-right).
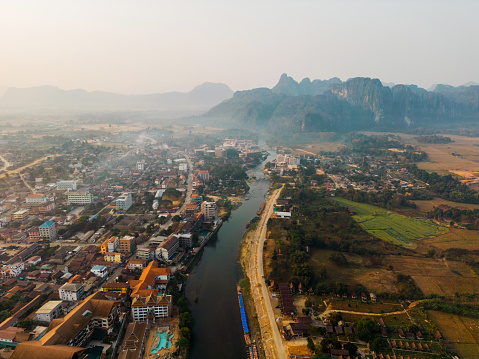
<box><xmin>1</xmin><ymin>0</ymin><xmax>478</xmax><ymax>94</ymax></box>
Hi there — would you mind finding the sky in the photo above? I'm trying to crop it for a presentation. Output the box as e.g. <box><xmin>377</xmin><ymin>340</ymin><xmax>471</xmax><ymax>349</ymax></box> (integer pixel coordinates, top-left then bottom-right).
<box><xmin>1</xmin><ymin>0</ymin><xmax>478</xmax><ymax>94</ymax></box>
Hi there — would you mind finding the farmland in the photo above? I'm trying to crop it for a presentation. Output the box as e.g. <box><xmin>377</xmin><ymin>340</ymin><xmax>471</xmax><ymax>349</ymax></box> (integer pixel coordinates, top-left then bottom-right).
<box><xmin>332</xmin><ymin>197</ymin><xmax>448</xmax><ymax>249</ymax></box>
<box><xmin>387</xmin><ymin>255</ymin><xmax>479</xmax><ymax>296</ymax></box>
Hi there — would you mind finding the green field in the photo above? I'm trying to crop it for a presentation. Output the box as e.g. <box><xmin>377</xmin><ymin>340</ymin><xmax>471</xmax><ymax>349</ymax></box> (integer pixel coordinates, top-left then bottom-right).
<box><xmin>332</xmin><ymin>197</ymin><xmax>448</xmax><ymax>249</ymax></box>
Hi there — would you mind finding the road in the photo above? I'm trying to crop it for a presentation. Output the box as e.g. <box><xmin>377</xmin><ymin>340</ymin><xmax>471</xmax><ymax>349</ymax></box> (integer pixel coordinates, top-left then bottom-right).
<box><xmin>0</xmin><ymin>154</ymin><xmax>60</xmax><ymax>179</ymax></box>
<box><xmin>249</xmin><ymin>185</ymin><xmax>286</xmax><ymax>359</ymax></box>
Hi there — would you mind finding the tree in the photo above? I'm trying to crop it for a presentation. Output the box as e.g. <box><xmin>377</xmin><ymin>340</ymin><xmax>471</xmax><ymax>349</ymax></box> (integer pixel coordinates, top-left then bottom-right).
<box><xmin>343</xmin><ymin>342</ymin><xmax>358</xmax><ymax>356</ymax></box>
<box><xmin>307</xmin><ymin>337</ymin><xmax>315</xmax><ymax>352</ymax></box>
<box><xmin>172</xmin><ymin>215</ymin><xmax>181</xmax><ymax>222</ymax></box>
<box><xmin>356</xmin><ymin>317</ymin><xmax>380</xmax><ymax>342</ymax></box>
<box><xmin>312</xmin><ymin>353</ymin><xmax>329</xmax><ymax>359</ymax></box>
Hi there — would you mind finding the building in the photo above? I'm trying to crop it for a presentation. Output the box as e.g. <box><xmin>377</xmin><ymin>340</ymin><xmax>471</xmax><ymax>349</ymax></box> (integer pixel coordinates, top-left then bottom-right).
<box><xmin>91</xmin><ymin>265</ymin><xmax>108</xmax><ymax>278</ymax></box>
<box><xmin>11</xmin><ymin>292</ymin><xmax>120</xmax><ymax>359</ymax></box>
<box><xmin>129</xmin><ymin>261</ymin><xmax>171</xmax><ymax>298</ymax></box>
<box><xmin>195</xmin><ymin>170</ymin><xmax>209</xmax><ymax>181</ymax></box>
<box><xmin>201</xmin><ymin>201</ymin><xmax>217</xmax><ymax>223</ymax></box>
<box><xmin>27</xmin><ymin>227</ymin><xmax>41</xmax><ymax>242</ymax></box>
<box><xmin>36</xmin><ymin>300</ymin><xmax>63</xmax><ymax>323</ymax></box>
<box><xmin>275</xmin><ymin>211</ymin><xmax>291</xmax><ymax>219</ymax></box>
<box><xmin>116</xmin><ymin>192</ymin><xmax>133</xmax><ymax>214</ymax></box>
<box><xmin>104</xmin><ymin>252</ymin><xmax>122</xmax><ymax>263</ymax></box>
<box><xmin>39</xmin><ymin>221</ymin><xmax>57</xmax><ymax>241</ymax></box>
<box><xmin>120</xmin><ymin>235</ymin><xmax>136</xmax><ymax>254</ymax></box>
<box><xmin>59</xmin><ymin>282</ymin><xmax>84</xmax><ymax>301</ymax></box>
<box><xmin>101</xmin><ymin>236</ymin><xmax>119</xmax><ymax>254</ymax></box>
<box><xmin>12</xmin><ymin>209</ymin><xmax>29</xmax><ymax>221</ymax></box>
<box><xmin>136</xmin><ymin>245</ymin><xmax>155</xmax><ymax>261</ymax></box>
<box><xmin>67</xmin><ymin>189</ymin><xmax>93</xmax><ymax>204</ymax></box>
<box><xmin>155</xmin><ymin>235</ymin><xmax>179</xmax><ymax>261</ymax></box>
<box><xmin>118</xmin><ymin>322</ymin><xmax>148</xmax><ymax>359</ymax></box>
<box><xmin>215</xmin><ymin>147</ymin><xmax>227</xmax><ymax>158</ymax></box>
<box><xmin>178</xmin><ymin>163</ymin><xmax>187</xmax><ymax>172</ymax></box>
<box><xmin>137</xmin><ymin>162</ymin><xmax>145</xmax><ymax>171</ymax></box>
<box><xmin>127</xmin><ymin>259</ymin><xmax>146</xmax><ymax>270</ymax></box>
<box><xmin>57</xmin><ymin>180</ymin><xmax>77</xmax><ymax>191</ymax></box>
<box><xmin>25</xmin><ymin>194</ymin><xmax>48</xmax><ymax>204</ymax></box>
<box><xmin>1</xmin><ymin>262</ymin><xmax>24</xmax><ymax>278</ymax></box>
<box><xmin>103</xmin><ymin>282</ymin><xmax>129</xmax><ymax>294</ymax></box>
<box><xmin>131</xmin><ymin>294</ymin><xmax>172</xmax><ymax>322</ymax></box>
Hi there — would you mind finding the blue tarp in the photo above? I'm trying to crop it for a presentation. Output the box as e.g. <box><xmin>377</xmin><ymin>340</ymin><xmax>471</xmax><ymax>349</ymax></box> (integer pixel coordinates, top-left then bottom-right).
<box><xmin>238</xmin><ymin>293</ymin><xmax>249</xmax><ymax>334</ymax></box>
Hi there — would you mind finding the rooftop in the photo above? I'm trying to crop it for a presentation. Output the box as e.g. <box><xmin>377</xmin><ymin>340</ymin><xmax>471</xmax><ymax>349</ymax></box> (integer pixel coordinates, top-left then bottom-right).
<box><xmin>39</xmin><ymin>221</ymin><xmax>55</xmax><ymax>228</ymax></box>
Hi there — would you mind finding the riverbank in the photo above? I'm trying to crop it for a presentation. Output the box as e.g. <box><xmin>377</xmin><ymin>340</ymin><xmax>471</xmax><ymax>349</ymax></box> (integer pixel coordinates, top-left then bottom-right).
<box><xmin>239</xmin><ymin>227</ymin><xmax>265</xmax><ymax>359</ymax></box>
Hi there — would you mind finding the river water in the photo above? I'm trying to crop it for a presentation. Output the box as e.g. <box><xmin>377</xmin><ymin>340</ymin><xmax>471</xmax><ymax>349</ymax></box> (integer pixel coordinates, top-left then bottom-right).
<box><xmin>185</xmin><ymin>148</ymin><xmax>276</xmax><ymax>359</ymax></box>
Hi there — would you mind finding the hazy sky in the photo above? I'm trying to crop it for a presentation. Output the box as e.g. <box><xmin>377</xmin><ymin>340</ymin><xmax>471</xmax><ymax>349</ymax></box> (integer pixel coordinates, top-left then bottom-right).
<box><xmin>1</xmin><ymin>0</ymin><xmax>478</xmax><ymax>94</ymax></box>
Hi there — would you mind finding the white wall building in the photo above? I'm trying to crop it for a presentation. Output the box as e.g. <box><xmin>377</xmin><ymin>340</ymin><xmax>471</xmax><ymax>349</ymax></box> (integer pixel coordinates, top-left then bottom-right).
<box><xmin>68</xmin><ymin>189</ymin><xmax>93</xmax><ymax>204</ymax></box>
<box><xmin>137</xmin><ymin>162</ymin><xmax>145</xmax><ymax>171</ymax></box>
<box><xmin>57</xmin><ymin>180</ymin><xmax>77</xmax><ymax>191</ymax></box>
<box><xmin>155</xmin><ymin>235</ymin><xmax>179</xmax><ymax>261</ymax></box>
<box><xmin>26</xmin><ymin>194</ymin><xmax>48</xmax><ymax>204</ymax></box>
<box><xmin>1</xmin><ymin>262</ymin><xmax>24</xmax><ymax>278</ymax></box>
<box><xmin>36</xmin><ymin>300</ymin><xmax>63</xmax><ymax>323</ymax></box>
<box><xmin>39</xmin><ymin>221</ymin><xmax>57</xmax><ymax>241</ymax></box>
<box><xmin>201</xmin><ymin>201</ymin><xmax>217</xmax><ymax>223</ymax></box>
<box><xmin>116</xmin><ymin>192</ymin><xmax>132</xmax><ymax>213</ymax></box>
<box><xmin>131</xmin><ymin>294</ymin><xmax>172</xmax><ymax>322</ymax></box>
<box><xmin>59</xmin><ymin>282</ymin><xmax>84</xmax><ymax>301</ymax></box>
<box><xmin>91</xmin><ymin>265</ymin><xmax>108</xmax><ymax>278</ymax></box>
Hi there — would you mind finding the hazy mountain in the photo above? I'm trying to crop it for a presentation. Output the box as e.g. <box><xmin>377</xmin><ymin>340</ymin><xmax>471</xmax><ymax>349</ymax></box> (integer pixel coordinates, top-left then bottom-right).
<box><xmin>200</xmin><ymin>75</ymin><xmax>479</xmax><ymax>134</ymax></box>
<box><xmin>272</xmin><ymin>73</ymin><xmax>341</xmax><ymax>96</ymax></box>
<box><xmin>0</xmin><ymin>82</ymin><xmax>233</xmax><ymax>110</ymax></box>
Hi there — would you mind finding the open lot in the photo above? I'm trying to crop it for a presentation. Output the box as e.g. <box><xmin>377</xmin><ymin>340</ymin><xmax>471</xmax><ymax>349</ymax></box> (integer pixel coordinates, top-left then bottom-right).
<box><xmin>387</xmin><ymin>255</ymin><xmax>479</xmax><ymax>296</ymax></box>
<box><xmin>414</xmin><ymin>197</ymin><xmax>479</xmax><ymax>212</ymax></box>
<box><xmin>421</xmin><ymin>228</ymin><xmax>479</xmax><ymax>251</ymax></box>
<box><xmin>361</xmin><ymin>131</ymin><xmax>479</xmax><ymax>174</ymax></box>
<box><xmin>332</xmin><ymin>197</ymin><xmax>447</xmax><ymax>249</ymax></box>
<box><xmin>310</xmin><ymin>249</ymin><xmax>398</xmax><ymax>294</ymax></box>
<box><xmin>427</xmin><ymin>310</ymin><xmax>479</xmax><ymax>358</ymax></box>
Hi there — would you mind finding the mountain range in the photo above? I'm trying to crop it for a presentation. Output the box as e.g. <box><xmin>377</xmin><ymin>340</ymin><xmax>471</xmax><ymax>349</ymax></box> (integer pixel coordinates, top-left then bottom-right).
<box><xmin>200</xmin><ymin>74</ymin><xmax>479</xmax><ymax>134</ymax></box>
<box><xmin>0</xmin><ymin>82</ymin><xmax>234</xmax><ymax>111</ymax></box>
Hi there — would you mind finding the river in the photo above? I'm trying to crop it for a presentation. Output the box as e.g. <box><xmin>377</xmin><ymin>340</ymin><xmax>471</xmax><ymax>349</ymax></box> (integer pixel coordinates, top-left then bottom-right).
<box><xmin>185</xmin><ymin>147</ymin><xmax>276</xmax><ymax>359</ymax></box>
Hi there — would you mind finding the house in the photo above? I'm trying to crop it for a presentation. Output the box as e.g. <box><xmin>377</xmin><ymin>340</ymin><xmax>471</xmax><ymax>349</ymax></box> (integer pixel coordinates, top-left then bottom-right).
<box><xmin>91</xmin><ymin>265</ymin><xmax>108</xmax><ymax>278</ymax></box>
<box><xmin>103</xmin><ymin>282</ymin><xmax>129</xmax><ymax>294</ymax></box>
<box><xmin>101</xmin><ymin>236</ymin><xmax>119</xmax><ymax>254</ymax></box>
<box><xmin>129</xmin><ymin>261</ymin><xmax>171</xmax><ymax>298</ymax></box>
<box><xmin>128</xmin><ymin>259</ymin><xmax>146</xmax><ymax>270</ymax></box>
<box><xmin>370</xmin><ymin>292</ymin><xmax>377</xmax><ymax>302</ymax></box>
<box><xmin>275</xmin><ymin>211</ymin><xmax>291</xmax><ymax>219</ymax></box>
<box><xmin>59</xmin><ymin>282</ymin><xmax>84</xmax><ymax>301</ymax></box>
<box><xmin>1</xmin><ymin>262</ymin><xmax>24</xmax><ymax>278</ymax></box>
<box><xmin>104</xmin><ymin>252</ymin><xmax>122</xmax><ymax>263</ymax></box>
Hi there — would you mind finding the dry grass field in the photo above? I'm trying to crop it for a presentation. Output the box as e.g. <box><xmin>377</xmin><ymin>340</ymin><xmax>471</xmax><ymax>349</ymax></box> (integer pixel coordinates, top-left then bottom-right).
<box><xmin>361</xmin><ymin>131</ymin><xmax>479</xmax><ymax>173</ymax></box>
<box><xmin>414</xmin><ymin>198</ymin><xmax>479</xmax><ymax>212</ymax></box>
<box><xmin>310</xmin><ymin>250</ymin><xmax>399</xmax><ymax>293</ymax></box>
<box><xmin>427</xmin><ymin>310</ymin><xmax>479</xmax><ymax>358</ymax></box>
<box><xmin>387</xmin><ymin>255</ymin><xmax>479</xmax><ymax>296</ymax></box>
<box><xmin>421</xmin><ymin>228</ymin><xmax>479</xmax><ymax>251</ymax></box>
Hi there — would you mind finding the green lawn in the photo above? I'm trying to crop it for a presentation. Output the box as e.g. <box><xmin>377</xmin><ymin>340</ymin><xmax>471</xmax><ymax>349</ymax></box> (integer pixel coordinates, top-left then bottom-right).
<box><xmin>332</xmin><ymin>197</ymin><xmax>448</xmax><ymax>249</ymax></box>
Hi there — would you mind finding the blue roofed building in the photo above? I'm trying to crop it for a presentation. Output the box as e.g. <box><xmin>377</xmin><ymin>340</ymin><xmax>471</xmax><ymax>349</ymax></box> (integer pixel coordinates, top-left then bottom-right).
<box><xmin>39</xmin><ymin>221</ymin><xmax>57</xmax><ymax>241</ymax></box>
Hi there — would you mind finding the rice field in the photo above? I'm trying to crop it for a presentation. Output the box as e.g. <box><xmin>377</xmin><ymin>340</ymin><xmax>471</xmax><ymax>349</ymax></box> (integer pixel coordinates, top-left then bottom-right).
<box><xmin>332</xmin><ymin>197</ymin><xmax>448</xmax><ymax>249</ymax></box>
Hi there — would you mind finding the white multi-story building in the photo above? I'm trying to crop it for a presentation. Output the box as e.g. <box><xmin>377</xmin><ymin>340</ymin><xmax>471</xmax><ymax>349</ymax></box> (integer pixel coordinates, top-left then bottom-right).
<box><xmin>26</xmin><ymin>194</ymin><xmax>48</xmax><ymax>204</ymax></box>
<box><xmin>137</xmin><ymin>162</ymin><xmax>145</xmax><ymax>171</ymax></box>
<box><xmin>1</xmin><ymin>262</ymin><xmax>24</xmax><ymax>278</ymax></box>
<box><xmin>67</xmin><ymin>189</ymin><xmax>93</xmax><ymax>204</ymax></box>
<box><xmin>116</xmin><ymin>192</ymin><xmax>132</xmax><ymax>213</ymax></box>
<box><xmin>178</xmin><ymin>163</ymin><xmax>187</xmax><ymax>172</ymax></box>
<box><xmin>91</xmin><ymin>265</ymin><xmax>108</xmax><ymax>278</ymax></box>
<box><xmin>57</xmin><ymin>180</ymin><xmax>77</xmax><ymax>191</ymax></box>
<box><xmin>277</xmin><ymin>154</ymin><xmax>301</xmax><ymax>166</ymax></box>
<box><xmin>155</xmin><ymin>235</ymin><xmax>179</xmax><ymax>261</ymax></box>
<box><xmin>131</xmin><ymin>294</ymin><xmax>172</xmax><ymax>322</ymax></box>
<box><xmin>36</xmin><ymin>300</ymin><xmax>63</xmax><ymax>323</ymax></box>
<box><xmin>39</xmin><ymin>221</ymin><xmax>57</xmax><ymax>241</ymax></box>
<box><xmin>201</xmin><ymin>201</ymin><xmax>217</xmax><ymax>223</ymax></box>
<box><xmin>59</xmin><ymin>282</ymin><xmax>84</xmax><ymax>301</ymax></box>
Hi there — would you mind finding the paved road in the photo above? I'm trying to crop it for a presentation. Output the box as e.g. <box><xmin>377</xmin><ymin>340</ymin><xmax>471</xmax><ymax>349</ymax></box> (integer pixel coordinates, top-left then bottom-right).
<box><xmin>251</xmin><ymin>185</ymin><xmax>286</xmax><ymax>359</ymax></box>
<box><xmin>0</xmin><ymin>154</ymin><xmax>12</xmax><ymax>172</ymax></box>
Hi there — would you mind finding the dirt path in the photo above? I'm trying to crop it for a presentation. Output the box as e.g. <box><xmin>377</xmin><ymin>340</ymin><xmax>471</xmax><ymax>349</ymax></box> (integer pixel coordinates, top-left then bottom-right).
<box><xmin>320</xmin><ymin>300</ymin><xmax>425</xmax><ymax>319</ymax></box>
<box><xmin>0</xmin><ymin>154</ymin><xmax>60</xmax><ymax>179</ymax></box>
